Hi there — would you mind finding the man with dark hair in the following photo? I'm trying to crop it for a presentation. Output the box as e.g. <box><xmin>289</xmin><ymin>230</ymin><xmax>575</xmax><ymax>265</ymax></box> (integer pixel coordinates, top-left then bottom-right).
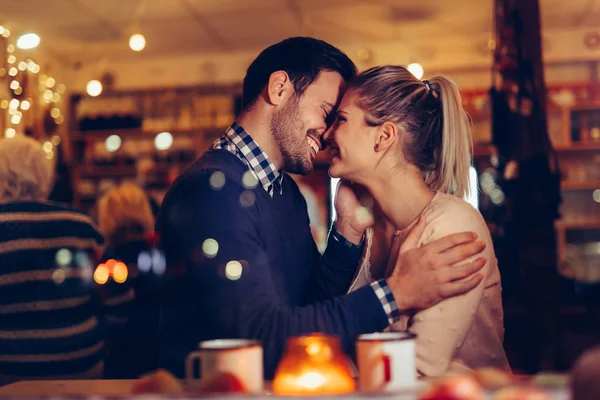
<box><xmin>157</xmin><ymin>37</ymin><xmax>486</xmax><ymax>378</ymax></box>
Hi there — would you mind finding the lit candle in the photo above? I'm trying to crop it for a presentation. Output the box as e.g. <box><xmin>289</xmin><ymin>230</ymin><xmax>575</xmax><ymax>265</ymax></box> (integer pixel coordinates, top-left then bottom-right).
<box><xmin>273</xmin><ymin>334</ymin><xmax>356</xmax><ymax>395</ymax></box>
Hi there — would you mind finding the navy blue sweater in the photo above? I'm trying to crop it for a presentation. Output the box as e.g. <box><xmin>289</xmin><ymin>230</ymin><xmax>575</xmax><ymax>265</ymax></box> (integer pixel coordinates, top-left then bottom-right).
<box><xmin>157</xmin><ymin>150</ymin><xmax>388</xmax><ymax>378</ymax></box>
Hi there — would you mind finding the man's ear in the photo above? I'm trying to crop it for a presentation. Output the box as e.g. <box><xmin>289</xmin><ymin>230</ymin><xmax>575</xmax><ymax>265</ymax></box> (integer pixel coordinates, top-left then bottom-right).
<box><xmin>266</xmin><ymin>71</ymin><xmax>294</xmax><ymax>106</ymax></box>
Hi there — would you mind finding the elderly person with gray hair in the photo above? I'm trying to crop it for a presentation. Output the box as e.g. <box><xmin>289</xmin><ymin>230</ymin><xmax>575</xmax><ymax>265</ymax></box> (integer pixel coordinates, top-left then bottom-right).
<box><xmin>0</xmin><ymin>136</ymin><xmax>132</xmax><ymax>385</ymax></box>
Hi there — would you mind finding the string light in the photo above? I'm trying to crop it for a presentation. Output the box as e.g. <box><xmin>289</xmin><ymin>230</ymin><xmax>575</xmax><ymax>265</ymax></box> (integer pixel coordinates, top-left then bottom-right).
<box><xmin>1</xmin><ymin>34</ymin><xmax>67</xmax><ymax>138</ymax></box>
<box><xmin>16</xmin><ymin>33</ymin><xmax>40</xmax><ymax>49</ymax></box>
<box><xmin>43</xmin><ymin>90</ymin><xmax>53</xmax><ymax>103</ymax></box>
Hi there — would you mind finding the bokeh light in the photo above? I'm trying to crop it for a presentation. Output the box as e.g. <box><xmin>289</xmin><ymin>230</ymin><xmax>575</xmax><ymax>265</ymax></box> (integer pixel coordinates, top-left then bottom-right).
<box><xmin>74</xmin><ymin>251</ymin><xmax>91</xmax><ymax>268</ymax></box>
<box><xmin>225</xmin><ymin>261</ymin><xmax>243</xmax><ymax>280</ymax></box>
<box><xmin>86</xmin><ymin>80</ymin><xmax>103</xmax><ymax>97</ymax></box>
<box><xmin>56</xmin><ymin>249</ymin><xmax>73</xmax><ymax>267</ymax></box>
<box><xmin>151</xmin><ymin>249</ymin><xmax>166</xmax><ymax>275</ymax></box>
<box><xmin>209</xmin><ymin>171</ymin><xmax>226</xmax><ymax>190</ymax></box>
<box><xmin>407</xmin><ymin>63</ymin><xmax>424</xmax><ymax>80</ymax></box>
<box><xmin>16</xmin><ymin>33</ymin><xmax>40</xmax><ymax>49</ymax></box>
<box><xmin>202</xmin><ymin>238</ymin><xmax>219</xmax><ymax>258</ymax></box>
<box><xmin>52</xmin><ymin>268</ymin><xmax>67</xmax><ymax>284</ymax></box>
<box><xmin>239</xmin><ymin>191</ymin><xmax>256</xmax><ymax>208</ymax></box>
<box><xmin>94</xmin><ymin>264</ymin><xmax>109</xmax><ymax>284</ymax></box>
<box><xmin>129</xmin><ymin>33</ymin><xmax>146</xmax><ymax>52</ymax></box>
<box><xmin>354</xmin><ymin>207</ymin><xmax>374</xmax><ymax>227</ymax></box>
<box><xmin>242</xmin><ymin>171</ymin><xmax>259</xmax><ymax>189</ymax></box>
<box><xmin>105</xmin><ymin>135</ymin><xmax>122</xmax><ymax>152</ymax></box>
<box><xmin>154</xmin><ymin>131</ymin><xmax>173</xmax><ymax>151</ymax></box>
<box><xmin>138</xmin><ymin>251</ymin><xmax>152</xmax><ymax>273</ymax></box>
<box><xmin>113</xmin><ymin>262</ymin><xmax>128</xmax><ymax>283</ymax></box>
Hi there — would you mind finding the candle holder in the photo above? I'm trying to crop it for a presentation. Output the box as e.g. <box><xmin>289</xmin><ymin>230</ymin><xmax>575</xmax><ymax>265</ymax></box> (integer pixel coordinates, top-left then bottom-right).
<box><xmin>272</xmin><ymin>333</ymin><xmax>356</xmax><ymax>395</ymax></box>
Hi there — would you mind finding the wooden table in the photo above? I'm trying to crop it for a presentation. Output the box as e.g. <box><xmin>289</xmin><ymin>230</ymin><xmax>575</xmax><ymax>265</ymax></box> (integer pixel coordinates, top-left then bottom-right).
<box><xmin>0</xmin><ymin>379</ymin><xmax>570</xmax><ymax>399</ymax></box>
<box><xmin>0</xmin><ymin>380</ymin><xmax>136</xmax><ymax>397</ymax></box>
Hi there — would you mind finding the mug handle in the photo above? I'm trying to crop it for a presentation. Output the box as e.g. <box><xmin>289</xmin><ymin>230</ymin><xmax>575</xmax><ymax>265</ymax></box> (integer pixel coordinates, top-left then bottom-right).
<box><xmin>382</xmin><ymin>354</ymin><xmax>392</xmax><ymax>383</ymax></box>
<box><xmin>185</xmin><ymin>351</ymin><xmax>202</xmax><ymax>382</ymax></box>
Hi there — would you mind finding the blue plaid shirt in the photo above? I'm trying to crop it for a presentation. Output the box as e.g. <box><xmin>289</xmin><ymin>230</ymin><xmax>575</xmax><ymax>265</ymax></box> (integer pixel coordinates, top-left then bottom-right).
<box><xmin>213</xmin><ymin>122</ymin><xmax>401</xmax><ymax>325</ymax></box>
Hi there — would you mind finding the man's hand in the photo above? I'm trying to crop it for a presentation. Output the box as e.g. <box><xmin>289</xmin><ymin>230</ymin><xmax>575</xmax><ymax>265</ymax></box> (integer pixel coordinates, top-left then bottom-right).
<box><xmin>386</xmin><ymin>216</ymin><xmax>486</xmax><ymax>311</ymax></box>
<box><xmin>333</xmin><ymin>180</ymin><xmax>373</xmax><ymax>245</ymax></box>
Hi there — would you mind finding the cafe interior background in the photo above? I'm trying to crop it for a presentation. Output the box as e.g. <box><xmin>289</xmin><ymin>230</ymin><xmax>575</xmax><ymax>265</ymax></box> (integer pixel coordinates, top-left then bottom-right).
<box><xmin>2</xmin><ymin>0</ymin><xmax>600</xmax><ymax>378</ymax></box>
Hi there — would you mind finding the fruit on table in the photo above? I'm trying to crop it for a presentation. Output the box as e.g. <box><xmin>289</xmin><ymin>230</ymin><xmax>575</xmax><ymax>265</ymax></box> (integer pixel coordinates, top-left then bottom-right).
<box><xmin>418</xmin><ymin>375</ymin><xmax>485</xmax><ymax>400</ymax></box>
<box><xmin>492</xmin><ymin>386</ymin><xmax>552</xmax><ymax>400</ymax></box>
<box><xmin>131</xmin><ymin>369</ymin><xmax>183</xmax><ymax>394</ymax></box>
<box><xmin>470</xmin><ymin>367</ymin><xmax>515</xmax><ymax>390</ymax></box>
<box><xmin>196</xmin><ymin>372</ymin><xmax>247</xmax><ymax>393</ymax></box>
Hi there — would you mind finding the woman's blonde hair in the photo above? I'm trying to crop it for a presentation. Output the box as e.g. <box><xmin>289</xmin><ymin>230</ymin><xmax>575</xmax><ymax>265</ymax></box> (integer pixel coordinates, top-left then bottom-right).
<box><xmin>0</xmin><ymin>136</ymin><xmax>54</xmax><ymax>202</ymax></box>
<box><xmin>347</xmin><ymin>65</ymin><xmax>473</xmax><ymax>199</ymax></box>
<box><xmin>97</xmin><ymin>183</ymin><xmax>155</xmax><ymax>245</ymax></box>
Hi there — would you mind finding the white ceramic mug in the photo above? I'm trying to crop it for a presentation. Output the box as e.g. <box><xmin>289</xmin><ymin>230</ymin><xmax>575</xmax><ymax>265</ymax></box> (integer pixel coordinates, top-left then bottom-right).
<box><xmin>356</xmin><ymin>332</ymin><xmax>417</xmax><ymax>392</ymax></box>
<box><xmin>185</xmin><ymin>339</ymin><xmax>263</xmax><ymax>393</ymax></box>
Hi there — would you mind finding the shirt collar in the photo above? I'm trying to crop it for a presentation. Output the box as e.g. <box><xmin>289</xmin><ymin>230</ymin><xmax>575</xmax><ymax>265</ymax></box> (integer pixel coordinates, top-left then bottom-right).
<box><xmin>214</xmin><ymin>122</ymin><xmax>283</xmax><ymax>197</ymax></box>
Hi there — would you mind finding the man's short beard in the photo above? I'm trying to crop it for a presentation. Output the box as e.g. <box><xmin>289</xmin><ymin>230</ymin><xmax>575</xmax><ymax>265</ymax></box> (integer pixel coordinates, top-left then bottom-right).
<box><xmin>270</xmin><ymin>95</ymin><xmax>313</xmax><ymax>175</ymax></box>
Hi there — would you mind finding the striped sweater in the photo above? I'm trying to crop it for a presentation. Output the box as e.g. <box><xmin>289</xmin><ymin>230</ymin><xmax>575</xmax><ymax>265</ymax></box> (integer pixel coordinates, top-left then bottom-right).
<box><xmin>0</xmin><ymin>201</ymin><xmax>133</xmax><ymax>384</ymax></box>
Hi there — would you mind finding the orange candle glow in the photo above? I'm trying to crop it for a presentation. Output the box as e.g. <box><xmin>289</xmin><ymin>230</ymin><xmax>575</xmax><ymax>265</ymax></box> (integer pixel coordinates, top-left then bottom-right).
<box><xmin>273</xmin><ymin>334</ymin><xmax>356</xmax><ymax>395</ymax></box>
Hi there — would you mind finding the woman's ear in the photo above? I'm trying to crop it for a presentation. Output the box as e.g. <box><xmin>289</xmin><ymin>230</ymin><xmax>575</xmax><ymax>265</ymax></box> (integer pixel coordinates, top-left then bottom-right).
<box><xmin>266</xmin><ymin>71</ymin><xmax>293</xmax><ymax>106</ymax></box>
<box><xmin>374</xmin><ymin>122</ymin><xmax>399</xmax><ymax>152</ymax></box>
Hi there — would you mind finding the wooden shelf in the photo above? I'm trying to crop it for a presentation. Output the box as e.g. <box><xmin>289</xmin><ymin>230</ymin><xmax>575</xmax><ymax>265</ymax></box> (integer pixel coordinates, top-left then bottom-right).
<box><xmin>556</xmin><ymin>220</ymin><xmax>600</xmax><ymax>230</ymax></box>
<box><xmin>561</xmin><ymin>181</ymin><xmax>600</xmax><ymax>190</ymax></box>
<box><xmin>71</xmin><ymin>126</ymin><xmax>227</xmax><ymax>141</ymax></box>
<box><xmin>555</xmin><ymin>141</ymin><xmax>600</xmax><ymax>152</ymax></box>
<box><xmin>78</xmin><ymin>162</ymin><xmax>192</xmax><ymax>178</ymax></box>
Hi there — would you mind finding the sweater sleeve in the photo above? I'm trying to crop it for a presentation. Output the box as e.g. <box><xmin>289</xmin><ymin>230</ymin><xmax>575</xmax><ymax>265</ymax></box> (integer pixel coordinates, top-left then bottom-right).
<box><xmin>407</xmin><ymin>201</ymin><xmax>493</xmax><ymax>377</ymax></box>
<box><xmin>158</xmin><ymin>171</ymin><xmax>389</xmax><ymax>377</ymax></box>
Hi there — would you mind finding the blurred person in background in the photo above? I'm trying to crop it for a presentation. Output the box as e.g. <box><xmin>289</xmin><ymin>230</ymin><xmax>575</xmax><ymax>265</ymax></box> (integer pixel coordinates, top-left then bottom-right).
<box><xmin>97</xmin><ymin>183</ymin><xmax>160</xmax><ymax>378</ymax></box>
<box><xmin>0</xmin><ymin>136</ymin><xmax>132</xmax><ymax>385</ymax></box>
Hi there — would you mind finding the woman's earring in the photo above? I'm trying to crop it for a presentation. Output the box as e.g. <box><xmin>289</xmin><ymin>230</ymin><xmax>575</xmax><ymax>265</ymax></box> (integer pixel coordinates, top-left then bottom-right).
<box><xmin>375</xmin><ymin>143</ymin><xmax>380</xmax><ymax>150</ymax></box>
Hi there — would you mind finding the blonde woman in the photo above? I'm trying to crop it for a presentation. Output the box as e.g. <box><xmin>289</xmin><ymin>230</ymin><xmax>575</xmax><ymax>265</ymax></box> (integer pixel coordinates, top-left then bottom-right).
<box><xmin>96</xmin><ymin>183</ymin><xmax>160</xmax><ymax>379</ymax></box>
<box><xmin>323</xmin><ymin>66</ymin><xmax>510</xmax><ymax>376</ymax></box>
<box><xmin>97</xmin><ymin>183</ymin><xmax>155</xmax><ymax>248</ymax></box>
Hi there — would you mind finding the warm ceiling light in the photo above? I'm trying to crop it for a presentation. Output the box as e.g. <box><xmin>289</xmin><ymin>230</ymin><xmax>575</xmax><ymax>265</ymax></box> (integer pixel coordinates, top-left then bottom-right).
<box><xmin>86</xmin><ymin>80</ymin><xmax>102</xmax><ymax>97</ymax></box>
<box><xmin>407</xmin><ymin>63</ymin><xmax>424</xmax><ymax>80</ymax></box>
<box><xmin>129</xmin><ymin>33</ymin><xmax>146</xmax><ymax>52</ymax></box>
<box><xmin>16</xmin><ymin>33</ymin><xmax>40</xmax><ymax>49</ymax></box>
